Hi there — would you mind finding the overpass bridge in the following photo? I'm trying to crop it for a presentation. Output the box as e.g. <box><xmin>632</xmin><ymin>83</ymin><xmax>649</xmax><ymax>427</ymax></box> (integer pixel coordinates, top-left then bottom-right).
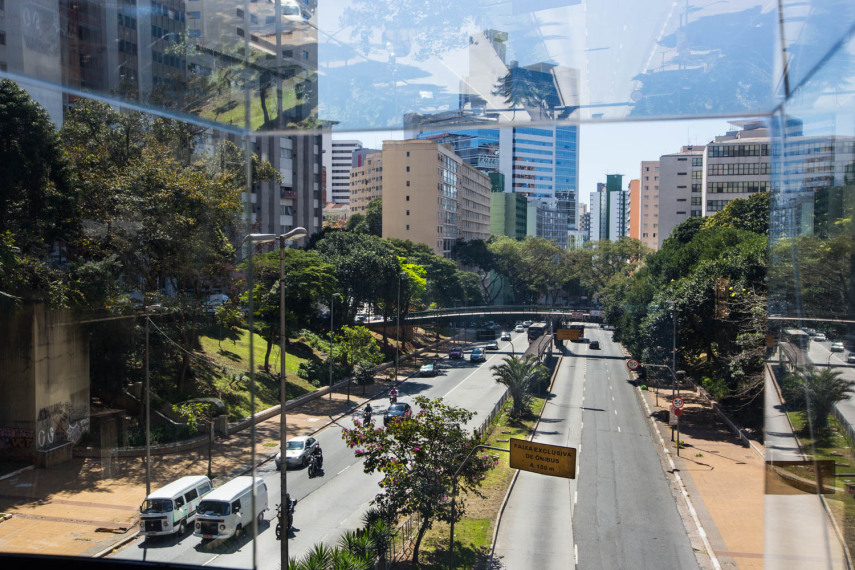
<box><xmin>364</xmin><ymin>305</ymin><xmax>598</xmax><ymax>327</ymax></box>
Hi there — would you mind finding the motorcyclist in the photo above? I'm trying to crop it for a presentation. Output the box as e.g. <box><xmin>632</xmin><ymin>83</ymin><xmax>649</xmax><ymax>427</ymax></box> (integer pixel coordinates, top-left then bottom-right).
<box><xmin>389</xmin><ymin>386</ymin><xmax>399</xmax><ymax>404</ymax></box>
<box><xmin>311</xmin><ymin>444</ymin><xmax>323</xmax><ymax>469</ymax></box>
<box><xmin>363</xmin><ymin>403</ymin><xmax>373</xmax><ymax>424</ymax></box>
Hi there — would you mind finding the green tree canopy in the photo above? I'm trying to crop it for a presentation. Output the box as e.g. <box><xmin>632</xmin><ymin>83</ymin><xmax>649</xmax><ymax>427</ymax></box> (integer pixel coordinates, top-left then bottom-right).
<box><xmin>342</xmin><ymin>396</ymin><xmax>496</xmax><ymax>565</ymax></box>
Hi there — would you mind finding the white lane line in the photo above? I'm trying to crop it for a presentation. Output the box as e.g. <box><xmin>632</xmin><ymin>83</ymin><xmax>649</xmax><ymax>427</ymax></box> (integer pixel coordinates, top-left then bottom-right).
<box><xmin>617</xmin><ymin>426</ymin><xmax>621</xmax><ymax>433</ymax></box>
<box><xmin>337</xmin><ymin>465</ymin><xmax>350</xmax><ymax>476</ymax></box>
<box><xmin>614</xmin><ymin>410</ymin><xmax>618</xmax><ymax>415</ymax></box>
<box><xmin>575</xmin><ymin>543</ymin><xmax>579</xmax><ymax>565</ymax></box>
<box><xmin>445</xmin><ymin>353</ymin><xmax>503</xmax><ymax>397</ymax></box>
<box><xmin>637</xmin><ymin>383</ymin><xmax>722</xmax><ymax>570</ymax></box>
<box><xmin>574</xmin><ymin>490</ymin><xmax>577</xmax><ymax>505</ymax></box>
<box><xmin>202</xmin><ymin>556</ymin><xmax>221</xmax><ymax>566</ymax></box>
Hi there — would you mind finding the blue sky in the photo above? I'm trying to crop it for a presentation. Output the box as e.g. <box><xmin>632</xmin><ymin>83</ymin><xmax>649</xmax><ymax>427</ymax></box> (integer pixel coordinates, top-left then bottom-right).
<box><xmin>338</xmin><ymin>117</ymin><xmax>744</xmax><ymax>207</ymax></box>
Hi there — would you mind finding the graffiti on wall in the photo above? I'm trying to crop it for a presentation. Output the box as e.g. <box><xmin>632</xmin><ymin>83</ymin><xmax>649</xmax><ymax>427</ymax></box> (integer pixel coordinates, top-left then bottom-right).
<box><xmin>0</xmin><ymin>427</ymin><xmax>35</xmax><ymax>450</ymax></box>
<box><xmin>36</xmin><ymin>401</ymin><xmax>89</xmax><ymax>450</ymax></box>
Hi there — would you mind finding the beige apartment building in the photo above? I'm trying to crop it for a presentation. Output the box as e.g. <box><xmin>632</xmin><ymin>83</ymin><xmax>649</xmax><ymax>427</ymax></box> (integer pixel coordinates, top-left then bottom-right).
<box><xmin>382</xmin><ymin>140</ymin><xmax>491</xmax><ymax>256</ymax></box>
<box><xmin>349</xmin><ymin>152</ymin><xmax>383</xmax><ymax>214</ymax></box>
<box><xmin>638</xmin><ymin>161</ymin><xmax>660</xmax><ymax>249</ymax></box>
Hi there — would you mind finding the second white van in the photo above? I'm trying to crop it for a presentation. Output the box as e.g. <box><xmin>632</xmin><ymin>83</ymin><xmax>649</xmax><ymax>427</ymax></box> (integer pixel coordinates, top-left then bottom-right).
<box><xmin>194</xmin><ymin>476</ymin><xmax>268</xmax><ymax>540</ymax></box>
<box><xmin>139</xmin><ymin>475</ymin><xmax>213</xmax><ymax>537</ymax></box>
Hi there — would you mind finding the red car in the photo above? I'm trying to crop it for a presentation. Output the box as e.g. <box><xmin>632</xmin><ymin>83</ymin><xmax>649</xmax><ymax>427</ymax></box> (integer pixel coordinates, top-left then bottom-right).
<box><xmin>449</xmin><ymin>347</ymin><xmax>463</xmax><ymax>359</ymax></box>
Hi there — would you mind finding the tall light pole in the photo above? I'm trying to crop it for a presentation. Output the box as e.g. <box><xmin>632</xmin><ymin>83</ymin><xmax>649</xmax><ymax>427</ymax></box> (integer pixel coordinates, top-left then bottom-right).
<box><xmin>143</xmin><ymin>304</ymin><xmax>162</xmax><ymax>497</ymax></box>
<box><xmin>669</xmin><ymin>301</ymin><xmax>677</xmax><ymax>398</ymax></box>
<box><xmin>246</xmin><ymin>227</ymin><xmax>307</xmax><ymax>568</ymax></box>
<box><xmin>329</xmin><ymin>292</ymin><xmax>341</xmax><ymax>399</ymax></box>
<box><xmin>395</xmin><ymin>272</ymin><xmax>407</xmax><ymax>382</ymax></box>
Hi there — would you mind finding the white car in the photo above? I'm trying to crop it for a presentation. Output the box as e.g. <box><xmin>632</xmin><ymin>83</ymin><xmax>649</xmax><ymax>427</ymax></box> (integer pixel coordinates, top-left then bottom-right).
<box><xmin>500</xmin><ymin>332</ymin><xmax>511</xmax><ymax>341</ymax></box>
<box><xmin>831</xmin><ymin>342</ymin><xmax>845</xmax><ymax>352</ymax></box>
<box><xmin>814</xmin><ymin>333</ymin><xmax>827</xmax><ymax>342</ymax></box>
<box><xmin>514</xmin><ymin>325</ymin><xmax>525</xmax><ymax>333</ymax></box>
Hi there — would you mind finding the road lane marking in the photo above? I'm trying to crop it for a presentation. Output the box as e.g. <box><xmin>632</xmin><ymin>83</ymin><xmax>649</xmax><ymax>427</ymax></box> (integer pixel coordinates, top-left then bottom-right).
<box><xmin>337</xmin><ymin>465</ymin><xmax>350</xmax><ymax>476</ymax></box>
<box><xmin>617</xmin><ymin>426</ymin><xmax>621</xmax><ymax>433</ymax></box>
<box><xmin>575</xmin><ymin>543</ymin><xmax>579</xmax><ymax>564</ymax></box>
<box><xmin>446</xmin><ymin>354</ymin><xmax>503</xmax><ymax>397</ymax></box>
<box><xmin>574</xmin><ymin>491</ymin><xmax>577</xmax><ymax>505</ymax></box>
<box><xmin>202</xmin><ymin>556</ymin><xmax>221</xmax><ymax>566</ymax></box>
<box><xmin>614</xmin><ymin>410</ymin><xmax>618</xmax><ymax>415</ymax></box>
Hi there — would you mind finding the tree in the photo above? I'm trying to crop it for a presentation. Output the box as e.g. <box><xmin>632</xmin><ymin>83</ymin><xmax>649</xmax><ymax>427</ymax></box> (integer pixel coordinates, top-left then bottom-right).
<box><xmin>784</xmin><ymin>368</ymin><xmax>855</xmax><ymax>432</ymax></box>
<box><xmin>0</xmin><ymin>79</ymin><xmax>77</xmax><ymax>255</ymax></box>
<box><xmin>336</xmin><ymin>325</ymin><xmax>383</xmax><ymax>372</ymax></box>
<box><xmin>341</xmin><ymin>396</ymin><xmax>497</xmax><ymax>565</ymax></box>
<box><xmin>244</xmin><ymin>249</ymin><xmax>337</xmax><ymax>372</ymax></box>
<box><xmin>491</xmin><ymin>355</ymin><xmax>549</xmax><ymax>417</ymax></box>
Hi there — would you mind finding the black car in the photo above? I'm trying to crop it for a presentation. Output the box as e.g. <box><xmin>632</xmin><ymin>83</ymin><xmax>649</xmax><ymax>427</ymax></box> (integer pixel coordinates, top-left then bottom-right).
<box><xmin>384</xmin><ymin>403</ymin><xmax>412</xmax><ymax>426</ymax></box>
<box><xmin>589</xmin><ymin>340</ymin><xmax>600</xmax><ymax>349</ymax></box>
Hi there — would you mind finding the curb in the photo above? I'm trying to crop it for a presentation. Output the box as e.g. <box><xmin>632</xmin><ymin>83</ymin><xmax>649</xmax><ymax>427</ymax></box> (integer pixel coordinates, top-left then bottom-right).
<box><xmin>488</xmin><ymin>348</ymin><xmax>563</xmax><ymax>562</ymax></box>
<box><xmin>92</xmin><ymin>530</ymin><xmax>141</xmax><ymax>558</ymax></box>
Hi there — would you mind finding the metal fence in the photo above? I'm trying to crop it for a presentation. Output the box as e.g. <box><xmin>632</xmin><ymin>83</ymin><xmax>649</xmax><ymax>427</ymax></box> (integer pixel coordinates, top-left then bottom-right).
<box><xmin>388</xmin><ymin>511</ymin><xmax>422</xmax><ymax>563</ymax></box>
<box><xmin>475</xmin><ymin>389</ymin><xmax>510</xmax><ymax>440</ymax></box>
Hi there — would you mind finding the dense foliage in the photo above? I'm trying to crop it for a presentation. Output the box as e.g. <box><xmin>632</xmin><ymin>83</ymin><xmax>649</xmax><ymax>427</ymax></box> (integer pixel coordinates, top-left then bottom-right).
<box><xmin>602</xmin><ymin>194</ymin><xmax>770</xmax><ymax>417</ymax></box>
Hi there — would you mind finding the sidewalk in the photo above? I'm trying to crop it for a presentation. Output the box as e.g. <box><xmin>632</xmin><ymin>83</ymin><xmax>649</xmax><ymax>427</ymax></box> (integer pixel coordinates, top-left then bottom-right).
<box><xmin>0</xmin><ymin>390</ymin><xmax>372</xmax><ymax>557</ymax></box>
<box><xmin>640</xmin><ymin>384</ymin><xmax>765</xmax><ymax>570</ymax></box>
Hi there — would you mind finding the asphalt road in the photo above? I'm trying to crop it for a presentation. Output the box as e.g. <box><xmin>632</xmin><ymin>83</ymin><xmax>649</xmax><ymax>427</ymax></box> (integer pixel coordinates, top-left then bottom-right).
<box><xmin>113</xmin><ymin>331</ymin><xmax>528</xmax><ymax>568</ymax></box>
<box><xmin>494</xmin><ymin>325</ymin><xmax>698</xmax><ymax>569</ymax></box>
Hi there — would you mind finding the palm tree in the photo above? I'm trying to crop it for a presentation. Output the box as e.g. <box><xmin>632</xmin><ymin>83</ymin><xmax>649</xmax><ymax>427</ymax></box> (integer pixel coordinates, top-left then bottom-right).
<box><xmin>491</xmin><ymin>354</ymin><xmax>548</xmax><ymax>417</ymax></box>
<box><xmin>785</xmin><ymin>367</ymin><xmax>855</xmax><ymax>432</ymax></box>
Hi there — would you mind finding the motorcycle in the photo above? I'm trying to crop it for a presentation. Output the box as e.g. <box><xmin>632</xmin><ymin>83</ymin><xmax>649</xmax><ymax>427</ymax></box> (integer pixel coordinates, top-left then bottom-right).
<box><xmin>362</xmin><ymin>408</ymin><xmax>373</xmax><ymax>425</ymax></box>
<box><xmin>275</xmin><ymin>499</ymin><xmax>297</xmax><ymax>540</ymax></box>
<box><xmin>307</xmin><ymin>453</ymin><xmax>322</xmax><ymax>478</ymax></box>
<box><xmin>389</xmin><ymin>390</ymin><xmax>398</xmax><ymax>405</ymax></box>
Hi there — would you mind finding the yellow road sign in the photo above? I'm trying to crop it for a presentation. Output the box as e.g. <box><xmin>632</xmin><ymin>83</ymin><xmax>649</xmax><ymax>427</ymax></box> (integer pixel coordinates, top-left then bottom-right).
<box><xmin>556</xmin><ymin>329</ymin><xmax>580</xmax><ymax>341</ymax></box>
<box><xmin>509</xmin><ymin>438</ymin><xmax>577</xmax><ymax>479</ymax></box>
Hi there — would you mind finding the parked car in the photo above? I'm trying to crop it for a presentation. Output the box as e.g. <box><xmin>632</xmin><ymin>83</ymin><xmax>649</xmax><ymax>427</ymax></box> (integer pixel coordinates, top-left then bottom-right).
<box><xmin>814</xmin><ymin>333</ymin><xmax>827</xmax><ymax>342</ymax></box>
<box><xmin>470</xmin><ymin>348</ymin><xmax>485</xmax><ymax>362</ymax></box>
<box><xmin>589</xmin><ymin>340</ymin><xmax>600</xmax><ymax>349</ymax></box>
<box><xmin>514</xmin><ymin>325</ymin><xmax>525</xmax><ymax>333</ymax></box>
<box><xmin>275</xmin><ymin>436</ymin><xmax>319</xmax><ymax>469</ymax></box>
<box><xmin>419</xmin><ymin>362</ymin><xmax>436</xmax><ymax>377</ymax></box>
<box><xmin>383</xmin><ymin>403</ymin><xmax>412</xmax><ymax>426</ymax></box>
<box><xmin>831</xmin><ymin>342</ymin><xmax>845</xmax><ymax>352</ymax></box>
<box><xmin>485</xmin><ymin>340</ymin><xmax>499</xmax><ymax>350</ymax></box>
<box><xmin>448</xmin><ymin>347</ymin><xmax>463</xmax><ymax>360</ymax></box>
<box><xmin>847</xmin><ymin>353</ymin><xmax>855</xmax><ymax>364</ymax></box>
<box><xmin>500</xmin><ymin>332</ymin><xmax>511</xmax><ymax>341</ymax></box>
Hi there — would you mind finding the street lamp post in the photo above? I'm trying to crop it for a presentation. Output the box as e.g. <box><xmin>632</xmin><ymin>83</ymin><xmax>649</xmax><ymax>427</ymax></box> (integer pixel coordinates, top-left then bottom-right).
<box><xmin>246</xmin><ymin>228</ymin><xmax>307</xmax><ymax>568</ymax></box>
<box><xmin>143</xmin><ymin>303</ymin><xmax>162</xmax><ymax>497</ymax></box>
<box><xmin>666</xmin><ymin>300</ymin><xmax>677</xmax><ymax>399</ymax></box>
<box><xmin>329</xmin><ymin>293</ymin><xmax>341</xmax><ymax>399</ymax></box>
<box><xmin>395</xmin><ymin>272</ymin><xmax>407</xmax><ymax>383</ymax></box>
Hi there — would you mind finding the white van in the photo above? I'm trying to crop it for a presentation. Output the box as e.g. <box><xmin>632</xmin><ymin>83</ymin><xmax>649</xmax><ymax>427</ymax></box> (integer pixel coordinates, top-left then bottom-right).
<box><xmin>140</xmin><ymin>475</ymin><xmax>213</xmax><ymax>537</ymax></box>
<box><xmin>194</xmin><ymin>476</ymin><xmax>268</xmax><ymax>540</ymax></box>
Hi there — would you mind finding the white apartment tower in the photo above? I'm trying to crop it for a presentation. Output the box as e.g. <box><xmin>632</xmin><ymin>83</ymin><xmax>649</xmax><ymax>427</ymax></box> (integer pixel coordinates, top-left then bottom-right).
<box><xmin>322</xmin><ymin>135</ymin><xmax>363</xmax><ymax>203</ymax></box>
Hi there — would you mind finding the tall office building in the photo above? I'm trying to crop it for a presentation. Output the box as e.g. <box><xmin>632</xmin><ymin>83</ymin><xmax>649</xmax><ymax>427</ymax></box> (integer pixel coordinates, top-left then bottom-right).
<box><xmin>382</xmin><ymin>140</ymin><xmax>491</xmax><ymax>256</ymax></box>
<box><xmin>321</xmin><ymin>136</ymin><xmax>362</xmax><ymax>203</ymax></box>
<box><xmin>703</xmin><ymin>122</ymin><xmax>772</xmax><ymax>216</ymax></box>
<box><xmin>589</xmin><ymin>175</ymin><xmax>629</xmax><ymax>242</ymax></box>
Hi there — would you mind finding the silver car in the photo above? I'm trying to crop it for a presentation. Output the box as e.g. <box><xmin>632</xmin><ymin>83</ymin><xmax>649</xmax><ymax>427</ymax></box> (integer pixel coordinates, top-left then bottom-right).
<box><xmin>275</xmin><ymin>436</ymin><xmax>319</xmax><ymax>469</ymax></box>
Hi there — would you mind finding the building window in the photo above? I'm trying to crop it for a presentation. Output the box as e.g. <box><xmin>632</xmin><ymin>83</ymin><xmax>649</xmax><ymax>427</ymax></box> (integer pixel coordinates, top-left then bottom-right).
<box><xmin>406</xmin><ymin>181</ymin><xmax>410</xmax><ymax>186</ymax></box>
<box><xmin>0</xmin><ymin>31</ymin><xmax>5</xmax><ymax>46</ymax></box>
<box><xmin>406</xmin><ymin>166</ymin><xmax>410</xmax><ymax>172</ymax></box>
<box><xmin>406</xmin><ymin>151</ymin><xmax>410</xmax><ymax>157</ymax></box>
<box><xmin>406</xmin><ymin>224</ymin><xmax>410</xmax><ymax>230</ymax></box>
<box><xmin>406</xmin><ymin>195</ymin><xmax>410</xmax><ymax>201</ymax></box>
<box><xmin>406</xmin><ymin>210</ymin><xmax>410</xmax><ymax>216</ymax></box>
